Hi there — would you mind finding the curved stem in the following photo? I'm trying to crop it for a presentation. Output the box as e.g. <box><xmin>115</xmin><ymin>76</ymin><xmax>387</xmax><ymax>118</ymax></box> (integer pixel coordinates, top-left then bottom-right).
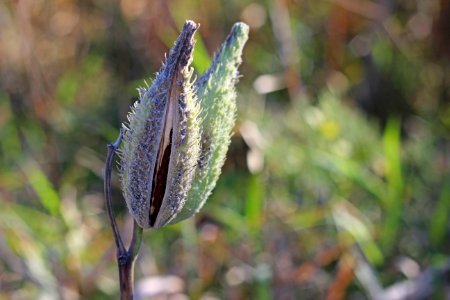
<box><xmin>105</xmin><ymin>128</ymin><xmax>126</xmax><ymax>253</ymax></box>
<box><xmin>104</xmin><ymin>129</ymin><xmax>143</xmax><ymax>300</ymax></box>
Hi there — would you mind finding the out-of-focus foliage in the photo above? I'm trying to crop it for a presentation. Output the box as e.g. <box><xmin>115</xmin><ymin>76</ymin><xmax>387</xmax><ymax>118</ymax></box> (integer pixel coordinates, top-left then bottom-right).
<box><xmin>0</xmin><ymin>0</ymin><xmax>449</xmax><ymax>299</ymax></box>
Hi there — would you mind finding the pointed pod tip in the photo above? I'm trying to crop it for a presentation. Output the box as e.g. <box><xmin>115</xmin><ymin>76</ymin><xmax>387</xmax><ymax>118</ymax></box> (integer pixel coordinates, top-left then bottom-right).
<box><xmin>232</xmin><ymin>22</ymin><xmax>250</xmax><ymax>38</ymax></box>
<box><xmin>165</xmin><ymin>20</ymin><xmax>199</xmax><ymax>74</ymax></box>
<box><xmin>183</xmin><ymin>20</ymin><xmax>200</xmax><ymax>32</ymax></box>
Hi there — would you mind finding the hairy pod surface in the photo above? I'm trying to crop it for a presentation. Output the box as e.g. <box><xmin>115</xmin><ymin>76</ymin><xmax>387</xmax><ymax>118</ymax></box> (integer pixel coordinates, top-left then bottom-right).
<box><xmin>171</xmin><ymin>22</ymin><xmax>249</xmax><ymax>223</ymax></box>
<box><xmin>120</xmin><ymin>21</ymin><xmax>201</xmax><ymax>228</ymax></box>
<box><xmin>120</xmin><ymin>20</ymin><xmax>249</xmax><ymax>229</ymax></box>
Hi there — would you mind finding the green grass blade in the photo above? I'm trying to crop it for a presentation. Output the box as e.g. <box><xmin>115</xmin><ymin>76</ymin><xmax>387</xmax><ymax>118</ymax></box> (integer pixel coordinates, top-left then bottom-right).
<box><xmin>381</xmin><ymin>118</ymin><xmax>404</xmax><ymax>252</ymax></box>
<box><xmin>22</xmin><ymin>160</ymin><xmax>61</xmax><ymax>216</ymax></box>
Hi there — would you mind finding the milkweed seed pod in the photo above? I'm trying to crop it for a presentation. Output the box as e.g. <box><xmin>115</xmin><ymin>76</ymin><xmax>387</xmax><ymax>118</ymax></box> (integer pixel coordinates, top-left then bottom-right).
<box><xmin>120</xmin><ymin>20</ymin><xmax>249</xmax><ymax>229</ymax></box>
<box><xmin>171</xmin><ymin>22</ymin><xmax>249</xmax><ymax>224</ymax></box>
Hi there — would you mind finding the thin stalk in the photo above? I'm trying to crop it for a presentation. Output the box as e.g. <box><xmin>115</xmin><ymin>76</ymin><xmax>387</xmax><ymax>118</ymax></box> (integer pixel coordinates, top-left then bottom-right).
<box><xmin>104</xmin><ymin>129</ymin><xmax>143</xmax><ymax>300</ymax></box>
<box><xmin>117</xmin><ymin>221</ymin><xmax>143</xmax><ymax>300</ymax></box>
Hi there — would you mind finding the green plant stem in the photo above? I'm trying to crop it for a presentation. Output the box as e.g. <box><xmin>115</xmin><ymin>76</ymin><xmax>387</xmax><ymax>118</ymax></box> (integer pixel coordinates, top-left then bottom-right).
<box><xmin>105</xmin><ymin>129</ymin><xmax>143</xmax><ymax>300</ymax></box>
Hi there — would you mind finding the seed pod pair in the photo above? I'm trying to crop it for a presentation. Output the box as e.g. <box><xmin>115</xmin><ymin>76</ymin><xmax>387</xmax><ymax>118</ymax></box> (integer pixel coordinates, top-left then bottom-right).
<box><xmin>119</xmin><ymin>20</ymin><xmax>249</xmax><ymax>229</ymax></box>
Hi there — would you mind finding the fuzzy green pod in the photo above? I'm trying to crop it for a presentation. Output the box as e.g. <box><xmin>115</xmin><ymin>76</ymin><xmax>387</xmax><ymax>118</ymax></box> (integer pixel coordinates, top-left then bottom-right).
<box><xmin>171</xmin><ymin>22</ymin><xmax>249</xmax><ymax>223</ymax></box>
<box><xmin>120</xmin><ymin>20</ymin><xmax>249</xmax><ymax>229</ymax></box>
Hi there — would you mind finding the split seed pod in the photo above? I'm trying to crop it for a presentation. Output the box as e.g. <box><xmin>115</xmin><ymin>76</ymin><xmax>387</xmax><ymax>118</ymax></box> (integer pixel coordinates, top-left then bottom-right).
<box><xmin>120</xmin><ymin>20</ymin><xmax>249</xmax><ymax>229</ymax></box>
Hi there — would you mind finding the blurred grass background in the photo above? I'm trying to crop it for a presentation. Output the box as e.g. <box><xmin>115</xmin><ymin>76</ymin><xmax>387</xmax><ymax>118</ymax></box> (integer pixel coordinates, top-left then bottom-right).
<box><xmin>0</xmin><ymin>0</ymin><xmax>449</xmax><ymax>299</ymax></box>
